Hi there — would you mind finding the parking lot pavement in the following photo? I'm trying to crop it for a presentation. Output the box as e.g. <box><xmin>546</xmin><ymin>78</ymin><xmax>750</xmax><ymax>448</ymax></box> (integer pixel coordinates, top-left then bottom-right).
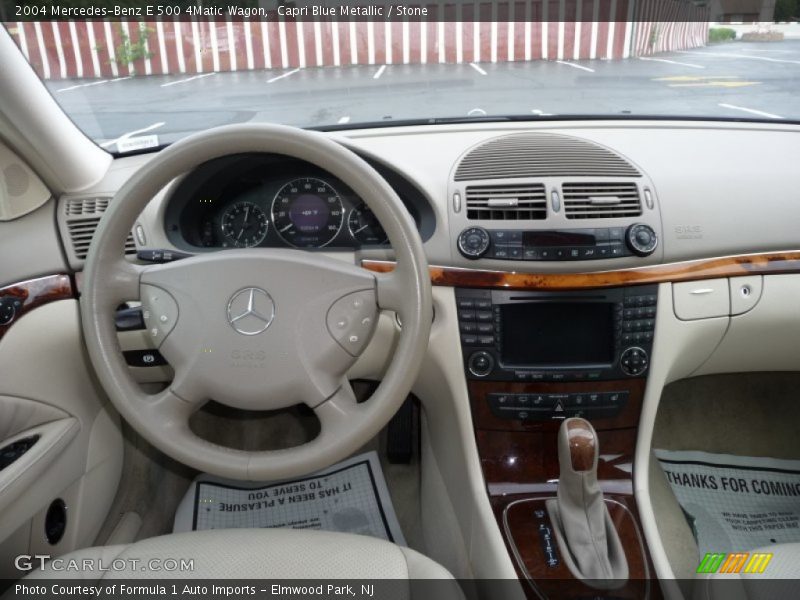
<box><xmin>46</xmin><ymin>40</ymin><xmax>800</xmax><ymax>147</ymax></box>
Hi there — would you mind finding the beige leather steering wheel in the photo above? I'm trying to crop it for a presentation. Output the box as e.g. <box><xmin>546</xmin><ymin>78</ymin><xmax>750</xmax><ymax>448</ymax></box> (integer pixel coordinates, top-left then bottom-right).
<box><xmin>80</xmin><ymin>124</ymin><xmax>432</xmax><ymax>480</ymax></box>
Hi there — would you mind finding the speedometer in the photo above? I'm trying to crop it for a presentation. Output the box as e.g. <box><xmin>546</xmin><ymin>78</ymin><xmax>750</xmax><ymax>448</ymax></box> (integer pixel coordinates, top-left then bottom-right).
<box><xmin>271</xmin><ymin>177</ymin><xmax>344</xmax><ymax>248</ymax></box>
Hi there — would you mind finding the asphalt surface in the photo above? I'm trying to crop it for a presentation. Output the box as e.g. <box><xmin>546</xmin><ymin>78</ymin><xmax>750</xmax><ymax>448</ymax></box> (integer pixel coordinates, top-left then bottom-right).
<box><xmin>46</xmin><ymin>40</ymin><xmax>800</xmax><ymax>149</ymax></box>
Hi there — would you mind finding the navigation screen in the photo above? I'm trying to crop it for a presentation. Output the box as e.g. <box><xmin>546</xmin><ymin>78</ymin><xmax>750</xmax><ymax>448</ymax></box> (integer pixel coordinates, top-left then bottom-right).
<box><xmin>500</xmin><ymin>302</ymin><xmax>614</xmax><ymax>366</ymax></box>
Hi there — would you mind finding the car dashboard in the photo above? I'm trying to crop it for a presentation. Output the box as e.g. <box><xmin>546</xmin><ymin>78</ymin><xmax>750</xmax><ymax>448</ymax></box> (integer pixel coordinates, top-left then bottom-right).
<box><xmin>35</xmin><ymin>119</ymin><xmax>800</xmax><ymax>590</ymax></box>
<box><xmin>163</xmin><ymin>153</ymin><xmax>436</xmax><ymax>252</ymax></box>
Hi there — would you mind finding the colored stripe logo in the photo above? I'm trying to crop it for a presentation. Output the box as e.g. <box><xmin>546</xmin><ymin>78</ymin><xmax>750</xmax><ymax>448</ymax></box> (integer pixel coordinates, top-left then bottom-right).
<box><xmin>697</xmin><ymin>552</ymin><xmax>773</xmax><ymax>574</ymax></box>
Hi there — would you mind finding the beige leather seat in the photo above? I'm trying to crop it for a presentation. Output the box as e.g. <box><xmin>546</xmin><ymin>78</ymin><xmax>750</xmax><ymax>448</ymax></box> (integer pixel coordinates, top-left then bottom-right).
<box><xmin>24</xmin><ymin>529</ymin><xmax>463</xmax><ymax>596</ymax></box>
<box><xmin>693</xmin><ymin>543</ymin><xmax>800</xmax><ymax>600</ymax></box>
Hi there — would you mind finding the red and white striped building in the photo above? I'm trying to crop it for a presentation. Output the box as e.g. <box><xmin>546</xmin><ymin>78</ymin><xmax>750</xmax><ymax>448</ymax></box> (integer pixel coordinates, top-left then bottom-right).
<box><xmin>6</xmin><ymin>1</ymin><xmax>709</xmax><ymax>80</ymax></box>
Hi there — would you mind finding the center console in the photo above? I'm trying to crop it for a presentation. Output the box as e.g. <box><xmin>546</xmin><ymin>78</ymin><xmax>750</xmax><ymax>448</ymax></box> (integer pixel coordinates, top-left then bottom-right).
<box><xmin>458</xmin><ymin>283</ymin><xmax>662</xmax><ymax>599</ymax></box>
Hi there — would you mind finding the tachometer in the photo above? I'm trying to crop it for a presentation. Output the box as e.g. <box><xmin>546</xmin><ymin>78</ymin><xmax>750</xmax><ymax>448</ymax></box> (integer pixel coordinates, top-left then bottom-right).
<box><xmin>220</xmin><ymin>201</ymin><xmax>269</xmax><ymax>248</ymax></box>
<box><xmin>271</xmin><ymin>177</ymin><xmax>344</xmax><ymax>248</ymax></box>
<box><xmin>348</xmin><ymin>202</ymin><xmax>388</xmax><ymax>245</ymax></box>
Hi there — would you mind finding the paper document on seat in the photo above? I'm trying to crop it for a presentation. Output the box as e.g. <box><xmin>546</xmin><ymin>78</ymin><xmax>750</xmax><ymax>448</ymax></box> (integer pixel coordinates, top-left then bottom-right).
<box><xmin>655</xmin><ymin>449</ymin><xmax>800</xmax><ymax>555</ymax></box>
<box><xmin>173</xmin><ymin>450</ymin><xmax>406</xmax><ymax>545</ymax></box>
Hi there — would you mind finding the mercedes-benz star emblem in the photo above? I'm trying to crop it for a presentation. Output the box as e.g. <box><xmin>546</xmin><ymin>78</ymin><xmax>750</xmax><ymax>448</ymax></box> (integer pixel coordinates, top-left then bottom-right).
<box><xmin>226</xmin><ymin>288</ymin><xmax>275</xmax><ymax>336</ymax></box>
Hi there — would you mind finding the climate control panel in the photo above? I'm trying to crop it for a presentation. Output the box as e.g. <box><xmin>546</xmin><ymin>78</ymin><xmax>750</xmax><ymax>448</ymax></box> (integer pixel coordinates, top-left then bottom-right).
<box><xmin>456</xmin><ymin>224</ymin><xmax>658</xmax><ymax>261</ymax></box>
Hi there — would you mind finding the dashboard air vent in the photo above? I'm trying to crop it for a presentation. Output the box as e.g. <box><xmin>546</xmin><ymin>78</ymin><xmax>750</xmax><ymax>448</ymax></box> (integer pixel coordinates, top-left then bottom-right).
<box><xmin>454</xmin><ymin>133</ymin><xmax>641</xmax><ymax>181</ymax></box>
<box><xmin>64</xmin><ymin>197</ymin><xmax>135</xmax><ymax>260</ymax></box>
<box><xmin>465</xmin><ymin>184</ymin><xmax>547</xmax><ymax>220</ymax></box>
<box><xmin>562</xmin><ymin>183</ymin><xmax>642</xmax><ymax>219</ymax></box>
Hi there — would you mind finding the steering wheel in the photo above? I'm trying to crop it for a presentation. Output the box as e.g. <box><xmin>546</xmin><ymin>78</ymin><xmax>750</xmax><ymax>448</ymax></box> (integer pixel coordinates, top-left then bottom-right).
<box><xmin>80</xmin><ymin>124</ymin><xmax>432</xmax><ymax>480</ymax></box>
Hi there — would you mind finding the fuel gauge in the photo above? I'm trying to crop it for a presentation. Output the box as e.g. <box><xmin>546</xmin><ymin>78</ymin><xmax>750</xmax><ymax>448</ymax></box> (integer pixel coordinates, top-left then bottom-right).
<box><xmin>347</xmin><ymin>202</ymin><xmax>388</xmax><ymax>246</ymax></box>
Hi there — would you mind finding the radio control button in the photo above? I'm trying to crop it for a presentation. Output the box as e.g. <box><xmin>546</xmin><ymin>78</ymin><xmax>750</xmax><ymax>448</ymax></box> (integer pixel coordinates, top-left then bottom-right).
<box><xmin>476</xmin><ymin>310</ymin><xmax>493</xmax><ymax>322</ymax></box>
<box><xmin>468</xmin><ymin>351</ymin><xmax>494</xmax><ymax>377</ymax></box>
<box><xmin>460</xmin><ymin>322</ymin><xmax>477</xmax><ymax>333</ymax></box>
<box><xmin>620</xmin><ymin>346</ymin><xmax>648</xmax><ymax>376</ymax></box>
<box><xmin>477</xmin><ymin>335</ymin><xmax>495</xmax><ymax>345</ymax></box>
<box><xmin>461</xmin><ymin>334</ymin><xmax>478</xmax><ymax>345</ymax></box>
<box><xmin>457</xmin><ymin>299</ymin><xmax>475</xmax><ymax>309</ymax></box>
<box><xmin>477</xmin><ymin>323</ymin><xmax>493</xmax><ymax>333</ymax></box>
<box><xmin>459</xmin><ymin>310</ymin><xmax>476</xmax><ymax>321</ymax></box>
<box><xmin>476</xmin><ymin>299</ymin><xmax>492</xmax><ymax>309</ymax></box>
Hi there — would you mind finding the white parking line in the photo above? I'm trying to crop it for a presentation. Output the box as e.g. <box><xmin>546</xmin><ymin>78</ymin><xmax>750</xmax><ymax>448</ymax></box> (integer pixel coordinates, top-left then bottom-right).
<box><xmin>677</xmin><ymin>50</ymin><xmax>800</xmax><ymax>65</ymax></box>
<box><xmin>469</xmin><ymin>62</ymin><xmax>487</xmax><ymax>75</ymax></box>
<box><xmin>338</xmin><ymin>116</ymin><xmax>350</xmax><ymax>124</ymax></box>
<box><xmin>160</xmin><ymin>72</ymin><xmax>216</xmax><ymax>88</ymax></box>
<box><xmin>373</xmin><ymin>65</ymin><xmax>387</xmax><ymax>79</ymax></box>
<box><xmin>57</xmin><ymin>79</ymin><xmax>109</xmax><ymax>92</ymax></box>
<box><xmin>556</xmin><ymin>60</ymin><xmax>595</xmax><ymax>73</ymax></box>
<box><xmin>639</xmin><ymin>56</ymin><xmax>705</xmax><ymax>69</ymax></box>
<box><xmin>100</xmin><ymin>122</ymin><xmax>166</xmax><ymax>148</ymax></box>
<box><xmin>267</xmin><ymin>68</ymin><xmax>300</xmax><ymax>83</ymax></box>
<box><xmin>718</xmin><ymin>103</ymin><xmax>783</xmax><ymax>120</ymax></box>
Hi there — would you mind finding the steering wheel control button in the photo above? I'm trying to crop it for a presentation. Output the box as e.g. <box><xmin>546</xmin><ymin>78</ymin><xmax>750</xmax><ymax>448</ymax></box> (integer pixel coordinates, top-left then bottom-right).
<box><xmin>620</xmin><ymin>346</ymin><xmax>649</xmax><ymax>376</ymax></box>
<box><xmin>123</xmin><ymin>349</ymin><xmax>167</xmax><ymax>367</ymax></box>
<box><xmin>468</xmin><ymin>351</ymin><xmax>494</xmax><ymax>377</ymax></box>
<box><xmin>625</xmin><ymin>223</ymin><xmax>658</xmax><ymax>256</ymax></box>
<box><xmin>457</xmin><ymin>226</ymin><xmax>491</xmax><ymax>259</ymax></box>
<box><xmin>226</xmin><ymin>287</ymin><xmax>276</xmax><ymax>336</ymax></box>
<box><xmin>327</xmin><ymin>290</ymin><xmax>377</xmax><ymax>356</ymax></box>
<box><xmin>140</xmin><ymin>284</ymin><xmax>179</xmax><ymax>347</ymax></box>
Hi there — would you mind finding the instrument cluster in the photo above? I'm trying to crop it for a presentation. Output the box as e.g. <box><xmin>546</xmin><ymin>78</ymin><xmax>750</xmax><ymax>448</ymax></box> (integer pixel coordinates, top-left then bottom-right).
<box><xmin>165</xmin><ymin>154</ymin><xmax>431</xmax><ymax>251</ymax></box>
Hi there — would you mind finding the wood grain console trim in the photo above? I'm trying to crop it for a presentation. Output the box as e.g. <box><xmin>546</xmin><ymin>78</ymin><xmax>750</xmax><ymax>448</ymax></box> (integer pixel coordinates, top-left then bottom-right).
<box><xmin>363</xmin><ymin>250</ymin><xmax>800</xmax><ymax>289</ymax></box>
<box><xmin>0</xmin><ymin>275</ymin><xmax>75</xmax><ymax>341</ymax></box>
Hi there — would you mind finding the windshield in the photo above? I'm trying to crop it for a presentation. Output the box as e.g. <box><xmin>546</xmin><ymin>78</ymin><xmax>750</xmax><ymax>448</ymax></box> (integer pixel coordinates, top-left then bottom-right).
<box><xmin>5</xmin><ymin>1</ymin><xmax>800</xmax><ymax>152</ymax></box>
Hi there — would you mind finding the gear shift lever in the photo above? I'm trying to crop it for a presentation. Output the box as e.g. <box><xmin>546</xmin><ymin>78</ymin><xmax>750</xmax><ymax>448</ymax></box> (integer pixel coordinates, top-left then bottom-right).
<box><xmin>546</xmin><ymin>418</ymin><xmax>628</xmax><ymax>585</ymax></box>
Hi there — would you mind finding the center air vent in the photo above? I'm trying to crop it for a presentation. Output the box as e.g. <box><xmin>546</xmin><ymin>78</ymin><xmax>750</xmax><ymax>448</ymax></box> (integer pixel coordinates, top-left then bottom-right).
<box><xmin>562</xmin><ymin>182</ymin><xmax>642</xmax><ymax>219</ymax></box>
<box><xmin>454</xmin><ymin>133</ymin><xmax>641</xmax><ymax>181</ymax></box>
<box><xmin>64</xmin><ymin>197</ymin><xmax>135</xmax><ymax>260</ymax></box>
<box><xmin>466</xmin><ymin>184</ymin><xmax>547</xmax><ymax>220</ymax></box>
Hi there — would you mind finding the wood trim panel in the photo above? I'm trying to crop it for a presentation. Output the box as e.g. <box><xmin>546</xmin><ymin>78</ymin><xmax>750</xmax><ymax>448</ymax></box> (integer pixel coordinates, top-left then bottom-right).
<box><xmin>363</xmin><ymin>250</ymin><xmax>800</xmax><ymax>289</ymax></box>
<box><xmin>0</xmin><ymin>275</ymin><xmax>75</xmax><ymax>341</ymax></box>
<box><xmin>468</xmin><ymin>377</ymin><xmax>660</xmax><ymax>595</ymax></box>
<box><xmin>496</xmin><ymin>496</ymin><xmax>657</xmax><ymax>599</ymax></box>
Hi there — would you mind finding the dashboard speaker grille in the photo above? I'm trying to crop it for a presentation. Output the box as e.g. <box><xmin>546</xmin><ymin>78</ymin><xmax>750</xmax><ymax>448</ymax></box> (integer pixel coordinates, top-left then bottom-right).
<box><xmin>454</xmin><ymin>133</ymin><xmax>641</xmax><ymax>181</ymax></box>
<box><xmin>465</xmin><ymin>183</ymin><xmax>547</xmax><ymax>220</ymax></box>
<box><xmin>64</xmin><ymin>197</ymin><xmax>135</xmax><ymax>259</ymax></box>
<box><xmin>562</xmin><ymin>182</ymin><xmax>642</xmax><ymax>219</ymax></box>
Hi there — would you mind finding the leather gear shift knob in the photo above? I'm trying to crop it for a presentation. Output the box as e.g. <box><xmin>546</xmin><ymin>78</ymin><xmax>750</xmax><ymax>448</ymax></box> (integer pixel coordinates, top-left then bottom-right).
<box><xmin>546</xmin><ymin>418</ymin><xmax>628</xmax><ymax>586</ymax></box>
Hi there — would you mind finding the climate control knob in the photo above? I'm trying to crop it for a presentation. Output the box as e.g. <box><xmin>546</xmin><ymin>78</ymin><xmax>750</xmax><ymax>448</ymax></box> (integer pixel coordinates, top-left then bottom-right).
<box><xmin>468</xmin><ymin>351</ymin><xmax>495</xmax><ymax>377</ymax></box>
<box><xmin>620</xmin><ymin>346</ymin><xmax>649</xmax><ymax>377</ymax></box>
<box><xmin>457</xmin><ymin>227</ymin><xmax>491</xmax><ymax>259</ymax></box>
<box><xmin>625</xmin><ymin>223</ymin><xmax>658</xmax><ymax>257</ymax></box>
